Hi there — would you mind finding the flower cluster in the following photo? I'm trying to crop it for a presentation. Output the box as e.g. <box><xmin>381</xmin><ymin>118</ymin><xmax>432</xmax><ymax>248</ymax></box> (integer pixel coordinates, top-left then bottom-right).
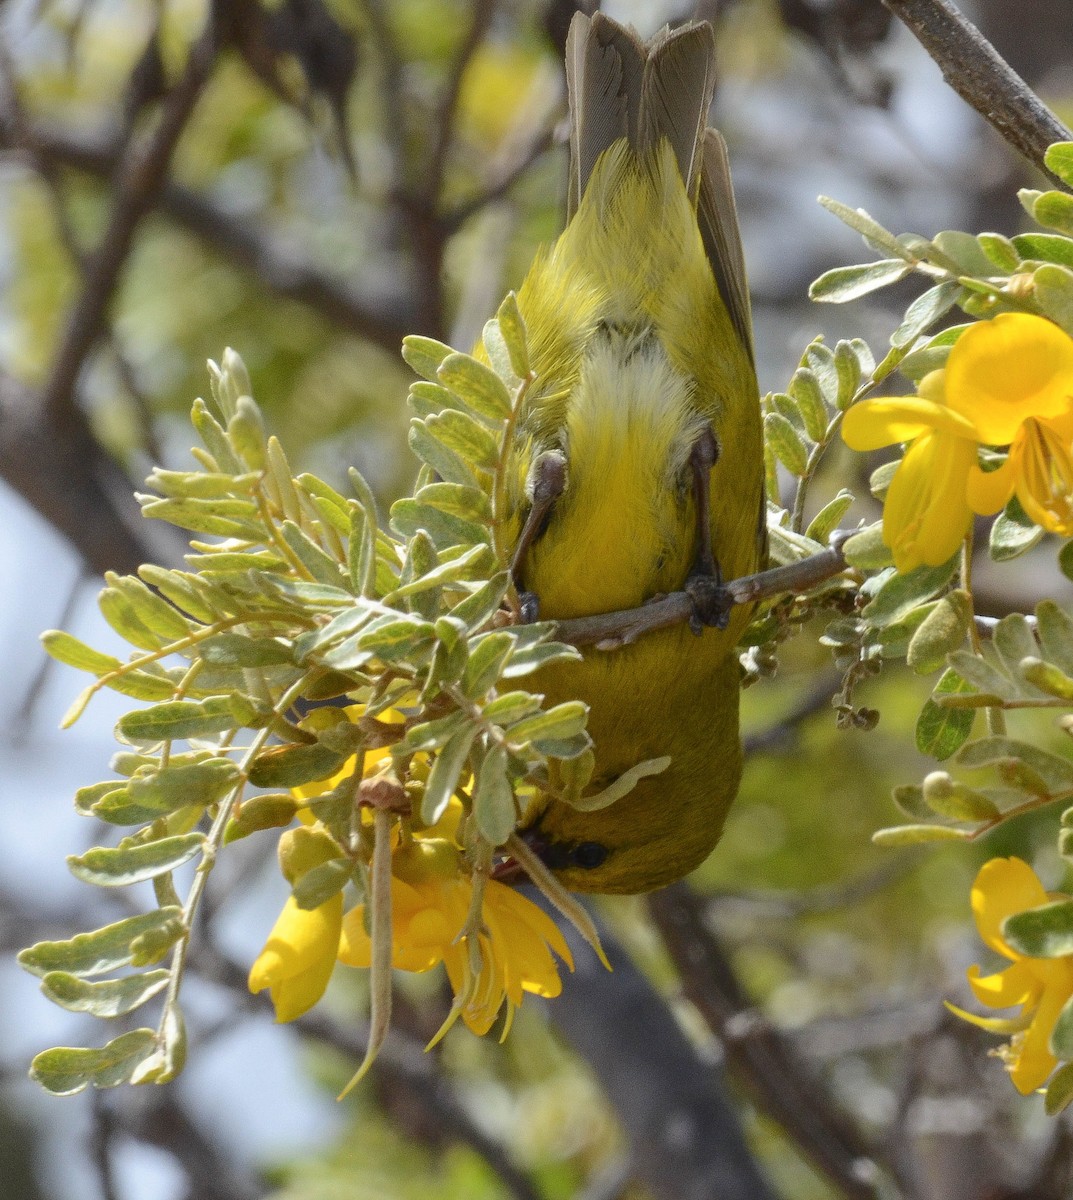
<box><xmin>247</xmin><ymin>721</ymin><xmax>572</xmax><ymax>1041</ymax></box>
<box><xmin>842</xmin><ymin>313</ymin><xmax>1073</xmax><ymax>571</ymax></box>
<box><xmin>948</xmin><ymin>857</ymin><xmax>1073</xmax><ymax>1095</ymax></box>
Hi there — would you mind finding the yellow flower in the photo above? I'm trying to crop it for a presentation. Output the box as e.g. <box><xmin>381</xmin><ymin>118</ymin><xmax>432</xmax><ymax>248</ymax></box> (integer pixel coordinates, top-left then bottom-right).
<box><xmin>248</xmin><ymin>891</ymin><xmax>344</xmax><ymax>1023</ymax></box>
<box><xmin>250</xmin><ymin>826</ymin><xmax>346</xmax><ymax>1022</ymax></box>
<box><xmin>842</xmin><ymin>370</ymin><xmax>978</xmax><ymax>571</ymax></box>
<box><xmin>339</xmin><ymin>839</ymin><xmax>573</xmax><ymax>1036</ymax></box>
<box><xmin>968</xmin><ymin>408</ymin><xmax>1073</xmax><ymax>535</ymax></box>
<box><xmin>944</xmin><ymin>313</ymin><xmax>1073</xmax><ymax>444</ymax></box>
<box><xmin>948</xmin><ymin>857</ymin><xmax>1073</xmax><ymax>1095</ymax></box>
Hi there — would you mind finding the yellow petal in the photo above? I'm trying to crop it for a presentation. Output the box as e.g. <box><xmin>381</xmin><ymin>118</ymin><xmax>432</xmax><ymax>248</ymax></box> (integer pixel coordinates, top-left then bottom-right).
<box><xmin>945</xmin><ymin>1000</ymin><xmax>1033</xmax><ymax>1035</ymax></box>
<box><xmin>967</xmin><ymin>457</ymin><xmax>1016</xmax><ymax>516</ymax></box>
<box><xmin>945</xmin><ymin>313</ymin><xmax>1073</xmax><ymax>444</ymax></box>
<box><xmin>971</xmin><ymin>857</ymin><xmax>1049</xmax><ymax>959</ymax></box>
<box><xmin>1009</xmin><ymin>977</ymin><xmax>1073</xmax><ymax>1094</ymax></box>
<box><xmin>882</xmin><ymin>431</ymin><xmax>975</xmax><ymax>571</ymax></box>
<box><xmin>1011</xmin><ymin>415</ymin><xmax>1073</xmax><ymax>535</ymax></box>
<box><xmin>249</xmin><ymin>893</ymin><xmax>343</xmax><ymax>1022</ymax></box>
<box><xmin>841</xmin><ymin>396</ymin><xmax>974</xmax><ymax>451</ymax></box>
<box><xmin>967</xmin><ymin>960</ymin><xmax>1039</xmax><ymax>1009</ymax></box>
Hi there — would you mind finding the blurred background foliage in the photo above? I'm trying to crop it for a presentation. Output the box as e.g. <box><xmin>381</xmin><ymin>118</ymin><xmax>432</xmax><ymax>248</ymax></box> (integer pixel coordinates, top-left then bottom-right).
<box><xmin>4</xmin><ymin>1</ymin><xmax>1073</xmax><ymax>1198</ymax></box>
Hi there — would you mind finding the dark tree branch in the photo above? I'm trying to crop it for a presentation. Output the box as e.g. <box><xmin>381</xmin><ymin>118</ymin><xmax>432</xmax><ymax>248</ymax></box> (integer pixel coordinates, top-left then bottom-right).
<box><xmin>2</xmin><ymin>123</ymin><xmax>421</xmax><ymax>351</ymax></box>
<box><xmin>39</xmin><ymin>6</ymin><xmax>222</xmax><ymax>427</ymax></box>
<box><xmin>545</xmin><ymin>904</ymin><xmax>782</xmax><ymax>1200</ymax></box>
<box><xmin>648</xmin><ymin>883</ymin><xmax>915</xmax><ymax>1200</ymax></box>
<box><xmin>881</xmin><ymin>0</ymin><xmax>1073</xmax><ymax>186</ymax></box>
<box><xmin>0</xmin><ymin>369</ymin><xmax>185</xmax><ymax>574</ymax></box>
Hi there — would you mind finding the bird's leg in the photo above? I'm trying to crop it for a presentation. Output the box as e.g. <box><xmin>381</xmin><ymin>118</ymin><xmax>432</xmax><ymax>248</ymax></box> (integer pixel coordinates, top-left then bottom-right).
<box><xmin>511</xmin><ymin>449</ymin><xmax>567</xmax><ymax>623</ymax></box>
<box><xmin>684</xmin><ymin>425</ymin><xmax>732</xmax><ymax>633</ymax></box>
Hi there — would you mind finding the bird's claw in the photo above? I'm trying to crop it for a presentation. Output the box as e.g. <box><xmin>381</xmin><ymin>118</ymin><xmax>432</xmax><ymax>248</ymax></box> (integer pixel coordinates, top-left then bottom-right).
<box><xmin>685</xmin><ymin>574</ymin><xmax>732</xmax><ymax>633</ymax></box>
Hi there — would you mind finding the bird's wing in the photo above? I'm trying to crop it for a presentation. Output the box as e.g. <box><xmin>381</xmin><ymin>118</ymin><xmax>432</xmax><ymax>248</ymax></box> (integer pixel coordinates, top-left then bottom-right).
<box><xmin>697</xmin><ymin>128</ymin><xmax>754</xmax><ymax>366</ymax></box>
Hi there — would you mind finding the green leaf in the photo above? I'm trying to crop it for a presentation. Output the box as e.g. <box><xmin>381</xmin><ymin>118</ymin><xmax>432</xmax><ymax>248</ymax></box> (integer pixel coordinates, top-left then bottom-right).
<box><xmin>1012</xmin><ymin>233</ymin><xmax>1073</xmax><ymax>270</ymax></box>
<box><xmin>1020</xmin><ymin>657</ymin><xmax>1073</xmax><ymax>700</ymax></box>
<box><xmin>907</xmin><ymin>590</ymin><xmax>971</xmax><ymax>674</ymax></box>
<box><xmin>833</xmin><ymin>340</ymin><xmax>863</xmax><ymax>409</ymax></box>
<box><xmin>1044</xmin><ymin>142</ymin><xmax>1073</xmax><ymax>188</ymax></box>
<box><xmin>956</xmin><ymin>736</ymin><xmax>1073</xmax><ymax>793</ymax></box>
<box><xmin>809</xmin><ymin>259</ymin><xmax>912</xmax><ymax>303</ymax></box>
<box><xmin>198</xmin><ymin>633</ymin><xmax>295</xmax><ymax>667</ymax></box>
<box><xmin>505</xmin><ymin>701</ymin><xmax>588</xmax><ymax>748</ymax></box>
<box><xmin>920</xmin><ymin>771</ymin><xmax>999</xmax><ymax>821</ymax></box>
<box><xmin>990</xmin><ymin>493</ymin><xmax>1044</xmax><ymax>561</ymax></box>
<box><xmin>788</xmin><ymin>368</ymin><xmax>828</xmax><ymax>441</ymax></box>
<box><xmin>945</xmin><ymin>650</ymin><xmax>1016</xmax><ymax>701</ymax></box>
<box><xmin>248</xmin><ymin>742</ymin><xmax>347</xmax><ymax>789</ymax></box>
<box><xmin>118</xmin><ymin>698</ymin><xmax>248</xmax><ymax>743</ymax></box>
<box><xmin>916</xmin><ymin>669</ymin><xmax>976</xmax><ymax>759</ymax></box>
<box><xmin>861</xmin><ymin>557</ymin><xmax>957</xmax><ymax>628</ymax></box>
<box><xmin>29</xmin><ymin>1029</ymin><xmax>159</xmax><ymax>1096</ymax></box>
<box><xmin>424</xmin><ymin>409</ymin><xmax>500</xmax><ymax>472</ymax></box>
<box><xmin>139</xmin><ymin>496</ymin><xmax>263</xmax><ymax>539</ymax></box>
<box><xmin>483</xmin><ymin>691</ymin><xmax>543</xmax><ymax>724</ymax></box>
<box><xmin>1033</xmin><ymin>263</ymin><xmax>1073</xmax><ymax>335</ymax></box>
<box><xmin>357</xmin><ymin>613</ymin><xmax>437</xmax><ymax>662</ymax></box>
<box><xmin>804</xmin><ymin>491</ymin><xmax>854</xmax><ymax>544</ymax></box>
<box><xmin>408</xmin><ymin>419</ymin><xmax>480</xmax><ymax>489</ymax></box>
<box><xmin>495</xmin><ymin>292</ymin><xmax>530</xmax><ymax>378</ymax></box>
<box><xmin>280</xmin><ymin>521</ymin><xmax>346</xmax><ymax>587</ymax></box>
<box><xmin>41</xmin><ymin>631</ymin><xmax>122</xmax><ymax>675</ymax></box>
<box><xmin>224</xmin><ymin>794</ymin><xmax>298</xmax><ymax>842</ymax></box>
<box><xmin>438</xmin><ymin>353</ymin><xmax>512</xmax><ymax>422</ymax></box>
<box><xmin>67</xmin><ymin>833</ymin><xmax>205</xmax><ymax>887</ymax></box>
<box><xmin>402</xmin><ymin>335</ymin><xmax>453</xmax><ymax>381</ymax></box>
<box><xmin>412</xmin><ymin>482</ymin><xmax>492</xmax><ymax>525</ymax></box>
<box><xmin>993</xmin><ymin>613</ymin><xmax>1039</xmax><ymax>676</ymax></box>
<box><xmin>421</xmin><ymin>726</ymin><xmax>478</xmax><ymax>825</ymax></box>
<box><xmin>1054</xmin><ymin>996</ymin><xmax>1073</xmax><ymax>1061</ymax></box>
<box><xmin>1045</xmin><ymin>1060</ymin><xmax>1073</xmax><ymax>1115</ymax></box>
<box><xmin>764</xmin><ymin>411</ymin><xmax>809</xmax><ymax>475</ymax></box>
<box><xmin>390</xmin><ymin>498</ymin><xmax>489</xmax><ymax>549</ymax></box>
<box><xmin>871</xmin><ymin>824</ymin><xmax>970</xmax><ymax>846</ymax></box>
<box><xmin>19</xmin><ymin>908</ymin><xmax>184</xmax><ymax>978</ymax></box>
<box><xmin>292</xmin><ymin>858</ymin><xmax>351</xmax><ymax>911</ymax></box>
<box><xmin>448</xmin><ymin>572</ymin><xmax>510</xmax><ymax>630</ymax></box>
<box><xmin>473</xmin><ymin>745</ymin><xmax>517</xmax><ymax>845</ymax></box>
<box><xmin>1003</xmin><ymin>899</ymin><xmax>1073</xmax><ymax>958</ymax></box>
<box><xmin>891</xmin><ymin>280</ymin><xmax>962</xmax><ymax>350</ymax></box>
<box><xmin>1038</xmin><ymin>600</ymin><xmax>1073</xmax><ymax>676</ymax></box>
<box><xmin>461</xmin><ymin>631</ymin><xmax>515</xmax><ymax>698</ymax></box>
<box><xmin>40</xmin><ymin>969</ymin><xmax>170</xmax><ymax>1017</ymax></box>
<box><xmin>891</xmin><ymin>785</ymin><xmax>932</xmax><ymax>821</ymax></box>
<box><xmin>393</xmin><ymin>711</ymin><xmax>469</xmax><ymax>754</ymax></box>
<box><xmin>978</xmin><ymin>231</ymin><xmax>1021</xmax><ymax>271</ymax></box>
<box><xmin>930</xmin><ymin>230</ymin><xmax>995</xmax><ymax>276</ymax></box>
<box><xmin>1034</xmin><ymin>190</ymin><xmax>1073</xmax><ymax>237</ymax></box>
<box><xmin>816</xmin><ymin>197</ymin><xmax>908</xmax><ymax>257</ymax></box>
<box><xmin>842</xmin><ymin>523</ymin><xmax>893</xmax><ymax>570</ymax></box>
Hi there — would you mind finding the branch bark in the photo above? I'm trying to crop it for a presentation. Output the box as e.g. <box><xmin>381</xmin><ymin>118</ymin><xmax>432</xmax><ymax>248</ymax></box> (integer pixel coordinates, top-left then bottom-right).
<box><xmin>882</xmin><ymin>0</ymin><xmax>1073</xmax><ymax>186</ymax></box>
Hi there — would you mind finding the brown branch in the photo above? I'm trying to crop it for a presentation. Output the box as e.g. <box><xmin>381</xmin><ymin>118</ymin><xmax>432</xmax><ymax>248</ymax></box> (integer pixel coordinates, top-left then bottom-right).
<box><xmin>0</xmin><ymin>369</ymin><xmax>186</xmax><ymax>574</ymax></box>
<box><xmin>553</xmin><ymin>533</ymin><xmax>851</xmax><ymax>649</ymax></box>
<box><xmin>0</xmin><ymin>122</ymin><xmax>421</xmax><ymax>350</ymax></box>
<box><xmin>881</xmin><ymin>0</ymin><xmax>1073</xmax><ymax>186</ymax></box>
<box><xmin>648</xmin><ymin>883</ymin><xmax>914</xmax><ymax>1200</ymax></box>
<box><xmin>39</xmin><ymin>8</ymin><xmax>222</xmax><ymax>427</ymax></box>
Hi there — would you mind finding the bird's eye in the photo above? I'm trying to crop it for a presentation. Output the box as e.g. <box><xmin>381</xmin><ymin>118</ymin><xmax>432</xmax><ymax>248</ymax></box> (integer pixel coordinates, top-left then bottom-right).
<box><xmin>571</xmin><ymin>841</ymin><xmax>609</xmax><ymax>869</ymax></box>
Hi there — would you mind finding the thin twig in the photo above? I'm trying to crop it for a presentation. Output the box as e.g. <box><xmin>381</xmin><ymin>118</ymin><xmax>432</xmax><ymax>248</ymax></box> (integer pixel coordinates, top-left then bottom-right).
<box><xmin>552</xmin><ymin>533</ymin><xmax>851</xmax><ymax>649</ymax></box>
<box><xmin>882</xmin><ymin>0</ymin><xmax>1073</xmax><ymax>187</ymax></box>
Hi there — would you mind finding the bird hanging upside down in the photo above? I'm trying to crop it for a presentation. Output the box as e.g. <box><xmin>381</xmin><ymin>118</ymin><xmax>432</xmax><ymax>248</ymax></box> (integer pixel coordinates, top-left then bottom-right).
<box><xmin>502</xmin><ymin>12</ymin><xmax>766</xmax><ymax>894</ymax></box>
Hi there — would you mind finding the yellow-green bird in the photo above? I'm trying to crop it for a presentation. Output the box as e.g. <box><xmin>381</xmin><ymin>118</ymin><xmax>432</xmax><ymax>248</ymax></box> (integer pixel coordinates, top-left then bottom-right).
<box><xmin>504</xmin><ymin>12</ymin><xmax>765</xmax><ymax>895</ymax></box>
